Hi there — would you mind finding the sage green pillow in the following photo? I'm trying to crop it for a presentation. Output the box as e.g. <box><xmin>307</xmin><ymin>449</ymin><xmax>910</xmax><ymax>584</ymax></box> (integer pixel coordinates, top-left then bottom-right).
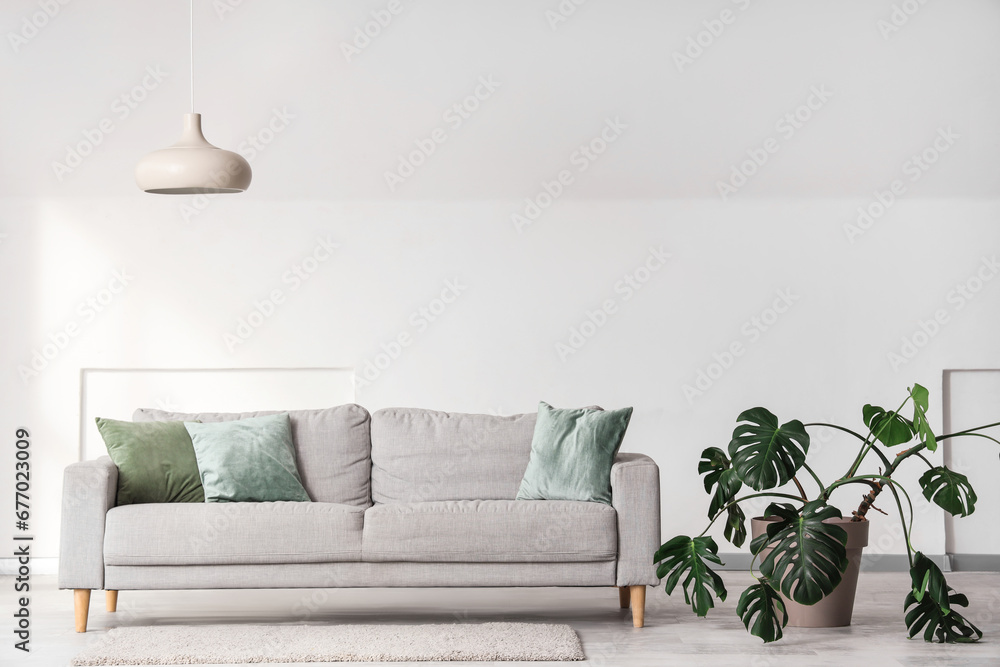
<box><xmin>184</xmin><ymin>413</ymin><xmax>310</xmax><ymax>503</ymax></box>
<box><xmin>96</xmin><ymin>417</ymin><xmax>205</xmax><ymax>505</ymax></box>
<box><xmin>516</xmin><ymin>402</ymin><xmax>633</xmax><ymax>505</ymax></box>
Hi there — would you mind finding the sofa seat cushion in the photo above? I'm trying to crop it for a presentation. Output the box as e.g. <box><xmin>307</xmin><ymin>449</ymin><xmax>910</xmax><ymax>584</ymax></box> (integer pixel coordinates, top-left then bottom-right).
<box><xmin>362</xmin><ymin>500</ymin><xmax>617</xmax><ymax>563</ymax></box>
<box><xmin>104</xmin><ymin>502</ymin><xmax>364</xmax><ymax>566</ymax></box>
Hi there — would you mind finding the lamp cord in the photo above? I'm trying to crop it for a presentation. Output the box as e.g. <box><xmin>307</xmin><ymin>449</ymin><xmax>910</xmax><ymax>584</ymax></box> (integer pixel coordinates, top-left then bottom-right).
<box><xmin>189</xmin><ymin>0</ymin><xmax>194</xmax><ymax>112</ymax></box>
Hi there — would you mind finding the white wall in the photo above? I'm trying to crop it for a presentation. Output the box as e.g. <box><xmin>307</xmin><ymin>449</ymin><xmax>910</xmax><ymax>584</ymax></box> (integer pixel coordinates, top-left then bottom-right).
<box><xmin>2</xmin><ymin>0</ymin><xmax>999</xmax><ymax>561</ymax></box>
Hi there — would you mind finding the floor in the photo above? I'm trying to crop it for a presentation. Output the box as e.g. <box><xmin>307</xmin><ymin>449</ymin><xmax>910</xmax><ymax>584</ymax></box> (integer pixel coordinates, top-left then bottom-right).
<box><xmin>6</xmin><ymin>573</ymin><xmax>1000</xmax><ymax>666</ymax></box>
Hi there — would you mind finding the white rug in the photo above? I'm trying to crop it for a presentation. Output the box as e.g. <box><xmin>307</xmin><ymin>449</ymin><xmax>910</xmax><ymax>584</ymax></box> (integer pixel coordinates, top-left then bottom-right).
<box><xmin>71</xmin><ymin>622</ymin><xmax>586</xmax><ymax>664</ymax></box>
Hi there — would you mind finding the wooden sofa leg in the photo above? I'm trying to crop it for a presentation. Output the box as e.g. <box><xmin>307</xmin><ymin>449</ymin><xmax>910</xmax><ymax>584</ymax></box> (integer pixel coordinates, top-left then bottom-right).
<box><xmin>618</xmin><ymin>586</ymin><xmax>630</xmax><ymax>609</ymax></box>
<box><xmin>106</xmin><ymin>590</ymin><xmax>118</xmax><ymax>612</ymax></box>
<box><xmin>629</xmin><ymin>585</ymin><xmax>645</xmax><ymax>628</ymax></box>
<box><xmin>74</xmin><ymin>589</ymin><xmax>91</xmax><ymax>633</ymax></box>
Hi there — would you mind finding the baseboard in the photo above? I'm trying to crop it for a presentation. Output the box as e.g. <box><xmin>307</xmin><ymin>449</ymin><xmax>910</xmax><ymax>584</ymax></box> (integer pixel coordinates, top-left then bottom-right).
<box><xmin>945</xmin><ymin>554</ymin><xmax>1000</xmax><ymax>572</ymax></box>
<box><xmin>717</xmin><ymin>553</ymin><xmax>1000</xmax><ymax>573</ymax></box>
<box><xmin>0</xmin><ymin>556</ymin><xmax>58</xmax><ymax>575</ymax></box>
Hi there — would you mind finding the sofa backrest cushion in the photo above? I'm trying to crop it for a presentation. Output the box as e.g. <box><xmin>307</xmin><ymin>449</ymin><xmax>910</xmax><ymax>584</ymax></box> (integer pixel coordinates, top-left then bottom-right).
<box><xmin>370</xmin><ymin>408</ymin><xmax>536</xmax><ymax>503</ymax></box>
<box><xmin>132</xmin><ymin>404</ymin><xmax>372</xmax><ymax>507</ymax></box>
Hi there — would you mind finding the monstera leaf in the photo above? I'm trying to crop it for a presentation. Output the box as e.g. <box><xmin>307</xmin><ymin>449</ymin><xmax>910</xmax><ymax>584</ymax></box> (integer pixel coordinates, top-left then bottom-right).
<box><xmin>863</xmin><ymin>404</ymin><xmax>914</xmax><ymax>447</ymax></box>
<box><xmin>736</xmin><ymin>580</ymin><xmax>787</xmax><ymax>643</ymax></box>
<box><xmin>654</xmin><ymin>535</ymin><xmax>727</xmax><ymax>617</ymax></box>
<box><xmin>909</xmin><ymin>383</ymin><xmax>938</xmax><ymax>452</ymax></box>
<box><xmin>905</xmin><ymin>588</ymin><xmax>982</xmax><ymax>643</ymax></box>
<box><xmin>698</xmin><ymin>446</ymin><xmax>729</xmax><ymax>489</ymax></box>
<box><xmin>910</xmin><ymin>552</ymin><xmax>951</xmax><ymax>612</ymax></box>
<box><xmin>699</xmin><ymin>447</ymin><xmax>743</xmax><ymax>518</ymax></box>
<box><xmin>727</xmin><ymin>408</ymin><xmax>810</xmax><ymax>491</ymax></box>
<box><xmin>906</xmin><ymin>552</ymin><xmax>982</xmax><ymax>642</ymax></box>
<box><xmin>698</xmin><ymin>447</ymin><xmax>746</xmax><ymax>546</ymax></box>
<box><xmin>919</xmin><ymin>467</ymin><xmax>977</xmax><ymax>517</ymax></box>
<box><xmin>724</xmin><ymin>502</ymin><xmax>748</xmax><ymax>548</ymax></box>
<box><xmin>757</xmin><ymin>501</ymin><xmax>849</xmax><ymax>606</ymax></box>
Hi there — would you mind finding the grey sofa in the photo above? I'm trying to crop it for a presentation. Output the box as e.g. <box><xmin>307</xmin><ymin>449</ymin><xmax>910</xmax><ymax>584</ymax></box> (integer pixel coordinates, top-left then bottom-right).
<box><xmin>59</xmin><ymin>405</ymin><xmax>661</xmax><ymax>632</ymax></box>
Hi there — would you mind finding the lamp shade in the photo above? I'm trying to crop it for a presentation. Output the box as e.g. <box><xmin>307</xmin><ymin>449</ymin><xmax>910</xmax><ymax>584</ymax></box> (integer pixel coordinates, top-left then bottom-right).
<box><xmin>135</xmin><ymin>113</ymin><xmax>251</xmax><ymax>194</ymax></box>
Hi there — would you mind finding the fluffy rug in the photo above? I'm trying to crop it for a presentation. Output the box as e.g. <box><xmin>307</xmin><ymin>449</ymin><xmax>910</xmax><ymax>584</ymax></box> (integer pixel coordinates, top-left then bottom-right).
<box><xmin>71</xmin><ymin>622</ymin><xmax>585</xmax><ymax>664</ymax></box>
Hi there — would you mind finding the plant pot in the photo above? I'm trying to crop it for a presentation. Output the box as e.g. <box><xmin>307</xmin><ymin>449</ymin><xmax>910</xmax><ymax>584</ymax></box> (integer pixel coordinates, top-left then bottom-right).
<box><xmin>750</xmin><ymin>516</ymin><xmax>869</xmax><ymax>628</ymax></box>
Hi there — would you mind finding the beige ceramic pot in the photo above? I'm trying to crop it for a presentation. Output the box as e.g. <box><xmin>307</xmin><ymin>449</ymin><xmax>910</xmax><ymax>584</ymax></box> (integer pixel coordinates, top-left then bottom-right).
<box><xmin>750</xmin><ymin>516</ymin><xmax>869</xmax><ymax>627</ymax></box>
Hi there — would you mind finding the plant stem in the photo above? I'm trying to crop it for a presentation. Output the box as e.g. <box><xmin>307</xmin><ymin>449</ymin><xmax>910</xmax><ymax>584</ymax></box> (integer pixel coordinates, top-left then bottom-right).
<box><xmin>805</xmin><ymin>422</ymin><xmax>893</xmax><ymax>478</ymax></box>
<box><xmin>791</xmin><ymin>476</ymin><xmax>808</xmax><ymax>501</ymax></box>
<box><xmin>938</xmin><ymin>431</ymin><xmax>1000</xmax><ymax>447</ymax></box>
<box><xmin>936</xmin><ymin>420</ymin><xmax>1000</xmax><ymax>441</ymax></box>
<box><xmin>858</xmin><ymin>439</ymin><xmax>894</xmax><ymax>472</ymax></box>
<box><xmin>823</xmin><ymin>473</ymin><xmax>915</xmax><ymax>528</ymax></box>
<box><xmin>831</xmin><ymin>439</ymin><xmax>925</xmax><ymax>520</ymax></box>
<box><xmin>845</xmin><ymin>434</ymin><xmax>877</xmax><ymax>480</ymax></box>
<box><xmin>823</xmin><ymin>476</ymin><xmax>888</xmax><ymax>520</ymax></box>
<box><xmin>854</xmin><ymin>479</ymin><xmax>885</xmax><ymax>521</ymax></box>
<box><xmin>803</xmin><ymin>423</ymin><xmax>868</xmax><ymax>442</ymax></box>
<box><xmin>887</xmin><ymin>442</ymin><xmax>926</xmax><ymax>475</ymax></box>
<box><xmin>801</xmin><ymin>463</ymin><xmax>826</xmax><ymax>493</ymax></box>
<box><xmin>823</xmin><ymin>474</ymin><xmax>896</xmax><ymax>499</ymax></box>
<box><xmin>881</xmin><ymin>479</ymin><xmax>916</xmax><ymax>568</ymax></box>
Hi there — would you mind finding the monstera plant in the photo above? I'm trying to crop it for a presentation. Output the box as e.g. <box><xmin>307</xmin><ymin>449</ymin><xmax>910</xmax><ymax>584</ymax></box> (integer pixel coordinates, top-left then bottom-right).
<box><xmin>655</xmin><ymin>384</ymin><xmax>997</xmax><ymax>643</ymax></box>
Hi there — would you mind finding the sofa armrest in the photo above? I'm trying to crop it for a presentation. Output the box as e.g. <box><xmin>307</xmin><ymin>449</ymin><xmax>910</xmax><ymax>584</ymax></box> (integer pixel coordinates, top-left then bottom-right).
<box><xmin>611</xmin><ymin>452</ymin><xmax>660</xmax><ymax>587</ymax></box>
<box><xmin>58</xmin><ymin>457</ymin><xmax>118</xmax><ymax>590</ymax></box>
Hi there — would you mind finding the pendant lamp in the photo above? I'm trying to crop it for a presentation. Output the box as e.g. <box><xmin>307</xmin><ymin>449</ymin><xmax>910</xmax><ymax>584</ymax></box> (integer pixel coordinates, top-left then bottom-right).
<box><xmin>135</xmin><ymin>0</ymin><xmax>251</xmax><ymax>194</ymax></box>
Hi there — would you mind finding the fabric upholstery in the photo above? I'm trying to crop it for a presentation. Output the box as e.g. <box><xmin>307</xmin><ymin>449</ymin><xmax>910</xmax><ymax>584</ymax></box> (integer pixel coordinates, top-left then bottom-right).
<box><xmin>58</xmin><ymin>457</ymin><xmax>118</xmax><ymax>590</ymax></box>
<box><xmin>370</xmin><ymin>408</ymin><xmax>536</xmax><ymax>503</ymax></box>
<box><xmin>105</xmin><ymin>561</ymin><xmax>617</xmax><ymax>590</ymax></box>
<box><xmin>96</xmin><ymin>417</ymin><xmax>204</xmax><ymax>505</ymax></box>
<box><xmin>611</xmin><ymin>453</ymin><xmax>661</xmax><ymax>586</ymax></box>
<box><xmin>104</xmin><ymin>502</ymin><xmax>363</xmax><ymax>565</ymax></box>
<box><xmin>62</xmin><ymin>404</ymin><xmax>662</xmax><ymax>595</ymax></box>
<box><xmin>134</xmin><ymin>405</ymin><xmax>372</xmax><ymax>507</ymax></box>
<box><xmin>362</xmin><ymin>499</ymin><xmax>616</xmax><ymax>563</ymax></box>
<box><xmin>517</xmin><ymin>402</ymin><xmax>632</xmax><ymax>504</ymax></box>
<box><xmin>185</xmin><ymin>414</ymin><xmax>311</xmax><ymax>503</ymax></box>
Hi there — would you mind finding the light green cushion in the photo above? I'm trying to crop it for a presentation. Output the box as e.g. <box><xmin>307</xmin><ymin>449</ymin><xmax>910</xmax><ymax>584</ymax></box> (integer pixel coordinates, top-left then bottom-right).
<box><xmin>96</xmin><ymin>417</ymin><xmax>205</xmax><ymax>505</ymax></box>
<box><xmin>184</xmin><ymin>413</ymin><xmax>311</xmax><ymax>503</ymax></box>
<box><xmin>516</xmin><ymin>402</ymin><xmax>633</xmax><ymax>505</ymax></box>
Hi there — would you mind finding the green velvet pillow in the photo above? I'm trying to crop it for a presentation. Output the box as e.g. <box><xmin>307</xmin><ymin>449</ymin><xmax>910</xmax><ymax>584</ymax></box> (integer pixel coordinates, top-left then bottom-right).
<box><xmin>516</xmin><ymin>402</ymin><xmax>633</xmax><ymax>505</ymax></box>
<box><xmin>184</xmin><ymin>413</ymin><xmax>310</xmax><ymax>503</ymax></box>
<box><xmin>96</xmin><ymin>417</ymin><xmax>205</xmax><ymax>505</ymax></box>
